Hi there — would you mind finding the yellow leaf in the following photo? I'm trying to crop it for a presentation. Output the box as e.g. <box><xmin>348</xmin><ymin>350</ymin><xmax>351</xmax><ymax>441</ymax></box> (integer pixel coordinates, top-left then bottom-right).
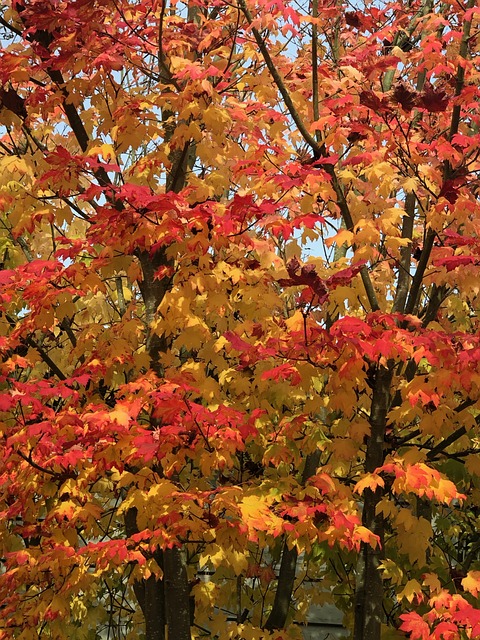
<box><xmin>110</xmin><ymin>406</ymin><xmax>130</xmax><ymax>427</ymax></box>
<box><xmin>87</xmin><ymin>143</ymin><xmax>116</xmax><ymax>161</ymax></box>
<box><xmin>395</xmin><ymin>508</ymin><xmax>416</xmax><ymax>531</ymax></box>
<box><xmin>325</xmin><ymin>228</ymin><xmax>353</xmax><ymax>248</ymax></box>
<box><xmin>191</xmin><ymin>581</ymin><xmax>218</xmax><ymax>610</ymax></box>
<box><xmin>465</xmin><ymin>454</ymin><xmax>480</xmax><ymax>477</ymax></box>
<box><xmin>375</xmin><ymin>498</ymin><xmax>397</xmax><ymax>519</ymax></box>
<box><xmin>70</xmin><ymin>596</ymin><xmax>88</xmax><ymax>622</ymax></box>
<box><xmin>148</xmin><ymin>480</ymin><xmax>177</xmax><ymax>500</ymax></box>
<box><xmin>402</xmin><ymin>177</ymin><xmax>419</xmax><ymax>193</ymax></box>
<box><xmin>199</xmin><ymin>543</ymin><xmax>248</xmax><ymax>575</ymax></box>
<box><xmin>300</xmin><ymin>194</ymin><xmax>314</xmax><ymax>213</ymax></box>
<box><xmin>354</xmin><ymin>473</ymin><xmax>385</xmax><ymax>494</ymax></box>
<box><xmin>395</xmin><ymin>513</ymin><xmax>432</xmax><ymax>566</ymax></box>
<box><xmin>46</xmin><ymin>594</ymin><xmax>69</xmax><ymax>616</ymax></box>
<box><xmin>354</xmin><ymin>526</ymin><xmax>379</xmax><ymax>548</ymax></box>
<box><xmin>202</xmin><ymin>105</ymin><xmax>231</xmax><ymax>135</ymax></box>
<box><xmin>422</xmin><ymin>572</ymin><xmax>442</xmax><ymax>595</ymax></box>
<box><xmin>462</xmin><ymin>571</ymin><xmax>480</xmax><ymax>597</ymax></box>
<box><xmin>239</xmin><ymin>495</ymin><xmax>283</xmax><ymax>539</ymax></box>
<box><xmin>379</xmin><ymin>559</ymin><xmax>403</xmax><ymax>584</ymax></box>
<box><xmin>397</xmin><ymin>578</ymin><xmax>423</xmax><ymax>604</ymax></box>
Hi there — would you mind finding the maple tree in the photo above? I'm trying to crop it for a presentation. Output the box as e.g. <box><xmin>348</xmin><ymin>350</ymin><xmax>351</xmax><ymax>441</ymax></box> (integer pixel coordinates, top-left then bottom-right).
<box><xmin>0</xmin><ymin>0</ymin><xmax>479</xmax><ymax>639</ymax></box>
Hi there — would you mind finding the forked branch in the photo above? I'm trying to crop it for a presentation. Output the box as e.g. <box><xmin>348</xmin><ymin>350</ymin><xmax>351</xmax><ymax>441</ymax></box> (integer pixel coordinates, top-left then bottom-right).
<box><xmin>237</xmin><ymin>0</ymin><xmax>380</xmax><ymax>312</ymax></box>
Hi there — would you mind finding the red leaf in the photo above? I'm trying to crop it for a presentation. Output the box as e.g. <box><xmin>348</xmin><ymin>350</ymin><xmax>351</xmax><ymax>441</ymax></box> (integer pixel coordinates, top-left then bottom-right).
<box><xmin>418</xmin><ymin>83</ymin><xmax>450</xmax><ymax>112</ymax></box>
<box><xmin>399</xmin><ymin>612</ymin><xmax>431</xmax><ymax>640</ymax></box>
<box><xmin>392</xmin><ymin>83</ymin><xmax>418</xmax><ymax>112</ymax></box>
<box><xmin>345</xmin><ymin>11</ymin><xmax>360</xmax><ymax>28</ymax></box>
<box><xmin>261</xmin><ymin>363</ymin><xmax>301</xmax><ymax>384</ymax></box>
<box><xmin>434</xmin><ymin>255</ymin><xmax>478</xmax><ymax>271</ymax></box>
<box><xmin>277</xmin><ymin>257</ymin><xmax>328</xmax><ymax>302</ymax></box>
<box><xmin>359</xmin><ymin>90</ymin><xmax>392</xmax><ymax>113</ymax></box>
<box><xmin>326</xmin><ymin>262</ymin><xmax>366</xmax><ymax>289</ymax></box>
<box><xmin>443</xmin><ymin>230</ymin><xmax>477</xmax><ymax>247</ymax></box>
<box><xmin>224</xmin><ymin>331</ymin><xmax>254</xmax><ymax>353</ymax></box>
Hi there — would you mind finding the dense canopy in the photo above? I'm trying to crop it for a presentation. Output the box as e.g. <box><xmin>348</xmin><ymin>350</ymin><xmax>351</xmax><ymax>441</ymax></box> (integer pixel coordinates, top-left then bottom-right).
<box><xmin>0</xmin><ymin>1</ymin><xmax>479</xmax><ymax>639</ymax></box>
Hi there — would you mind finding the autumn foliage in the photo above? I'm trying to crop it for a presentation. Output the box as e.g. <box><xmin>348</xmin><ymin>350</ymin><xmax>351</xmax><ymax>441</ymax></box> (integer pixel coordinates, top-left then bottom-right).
<box><xmin>0</xmin><ymin>0</ymin><xmax>480</xmax><ymax>639</ymax></box>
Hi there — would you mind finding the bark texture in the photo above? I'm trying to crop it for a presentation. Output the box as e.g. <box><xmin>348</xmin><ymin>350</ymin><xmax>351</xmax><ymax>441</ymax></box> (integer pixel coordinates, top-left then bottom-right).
<box><xmin>354</xmin><ymin>365</ymin><xmax>393</xmax><ymax>640</ymax></box>
<box><xmin>164</xmin><ymin>547</ymin><xmax>192</xmax><ymax>640</ymax></box>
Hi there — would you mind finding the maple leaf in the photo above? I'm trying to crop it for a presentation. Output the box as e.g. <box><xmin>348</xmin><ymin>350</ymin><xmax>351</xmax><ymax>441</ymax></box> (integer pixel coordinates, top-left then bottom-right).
<box><xmin>461</xmin><ymin>571</ymin><xmax>480</xmax><ymax>597</ymax></box>
<box><xmin>261</xmin><ymin>363</ymin><xmax>301</xmax><ymax>384</ymax></box>
<box><xmin>434</xmin><ymin>255</ymin><xmax>478</xmax><ymax>271</ymax></box>
<box><xmin>238</xmin><ymin>495</ymin><xmax>283</xmax><ymax>541</ymax></box>
<box><xmin>443</xmin><ymin>230</ymin><xmax>477</xmax><ymax>247</ymax></box>
<box><xmin>345</xmin><ymin>11</ymin><xmax>361</xmax><ymax>28</ymax></box>
<box><xmin>325</xmin><ymin>261</ymin><xmax>366</xmax><ymax>288</ymax></box>
<box><xmin>392</xmin><ymin>83</ymin><xmax>418</xmax><ymax>112</ymax></box>
<box><xmin>398</xmin><ymin>579</ymin><xmax>423</xmax><ymax>604</ymax></box>
<box><xmin>359</xmin><ymin>90</ymin><xmax>392</xmax><ymax>113</ymax></box>
<box><xmin>433</xmin><ymin>621</ymin><xmax>460</xmax><ymax>639</ymax></box>
<box><xmin>399</xmin><ymin>612</ymin><xmax>431</xmax><ymax>640</ymax></box>
<box><xmin>354</xmin><ymin>473</ymin><xmax>385</xmax><ymax>494</ymax></box>
<box><xmin>277</xmin><ymin>257</ymin><xmax>328</xmax><ymax>302</ymax></box>
<box><xmin>438</xmin><ymin>177</ymin><xmax>464</xmax><ymax>204</ymax></box>
<box><xmin>418</xmin><ymin>83</ymin><xmax>450</xmax><ymax>112</ymax></box>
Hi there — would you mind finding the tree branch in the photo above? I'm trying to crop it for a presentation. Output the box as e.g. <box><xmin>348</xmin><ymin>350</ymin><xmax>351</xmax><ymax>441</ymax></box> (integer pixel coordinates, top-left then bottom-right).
<box><xmin>237</xmin><ymin>0</ymin><xmax>380</xmax><ymax>312</ymax></box>
<box><xmin>311</xmin><ymin>0</ymin><xmax>319</xmax><ymax>132</ymax></box>
<box><xmin>447</xmin><ymin>0</ymin><xmax>475</xmax><ymax>145</ymax></box>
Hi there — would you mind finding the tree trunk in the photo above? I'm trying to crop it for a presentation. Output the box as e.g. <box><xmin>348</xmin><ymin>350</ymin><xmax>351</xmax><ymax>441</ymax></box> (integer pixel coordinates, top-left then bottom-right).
<box><xmin>264</xmin><ymin>543</ymin><xmax>298</xmax><ymax>630</ymax></box>
<box><xmin>264</xmin><ymin>450</ymin><xmax>321</xmax><ymax>630</ymax></box>
<box><xmin>133</xmin><ymin>126</ymin><xmax>194</xmax><ymax>637</ymax></box>
<box><xmin>144</xmin><ymin>573</ymin><xmax>166</xmax><ymax>640</ymax></box>
<box><xmin>124</xmin><ymin>508</ymin><xmax>166</xmax><ymax>640</ymax></box>
<box><xmin>353</xmin><ymin>365</ymin><xmax>393</xmax><ymax>640</ymax></box>
<box><xmin>164</xmin><ymin>547</ymin><xmax>191</xmax><ymax>640</ymax></box>
<box><xmin>135</xmin><ymin>250</ymin><xmax>192</xmax><ymax>639</ymax></box>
